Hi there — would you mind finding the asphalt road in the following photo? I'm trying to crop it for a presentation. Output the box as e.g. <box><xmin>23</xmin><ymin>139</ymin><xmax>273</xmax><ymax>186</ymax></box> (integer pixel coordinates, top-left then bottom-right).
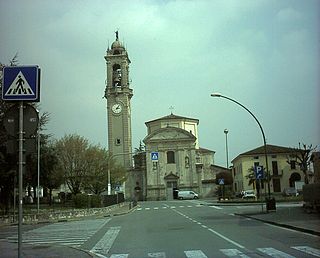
<box><xmin>1</xmin><ymin>200</ymin><xmax>319</xmax><ymax>257</ymax></box>
<box><xmin>86</xmin><ymin>200</ymin><xmax>319</xmax><ymax>257</ymax></box>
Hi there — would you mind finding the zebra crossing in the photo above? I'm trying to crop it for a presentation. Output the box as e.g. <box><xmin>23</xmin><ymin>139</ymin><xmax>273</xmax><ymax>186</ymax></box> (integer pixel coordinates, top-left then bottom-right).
<box><xmin>7</xmin><ymin>218</ymin><xmax>110</xmax><ymax>247</ymax></box>
<box><xmin>103</xmin><ymin>246</ymin><xmax>320</xmax><ymax>258</ymax></box>
<box><xmin>136</xmin><ymin>204</ymin><xmax>202</xmax><ymax>211</ymax></box>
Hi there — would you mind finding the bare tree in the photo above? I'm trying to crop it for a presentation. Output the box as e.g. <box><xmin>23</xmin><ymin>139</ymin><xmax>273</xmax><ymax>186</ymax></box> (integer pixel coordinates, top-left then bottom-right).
<box><xmin>288</xmin><ymin>143</ymin><xmax>317</xmax><ymax>184</ymax></box>
<box><xmin>54</xmin><ymin>134</ymin><xmax>90</xmax><ymax>195</ymax></box>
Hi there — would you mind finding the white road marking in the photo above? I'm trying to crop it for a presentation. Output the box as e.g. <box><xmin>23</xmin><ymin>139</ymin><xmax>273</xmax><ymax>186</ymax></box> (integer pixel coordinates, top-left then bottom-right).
<box><xmin>148</xmin><ymin>252</ymin><xmax>166</xmax><ymax>257</ymax></box>
<box><xmin>90</xmin><ymin>226</ymin><xmax>121</xmax><ymax>256</ymax></box>
<box><xmin>220</xmin><ymin>249</ymin><xmax>251</xmax><ymax>257</ymax></box>
<box><xmin>110</xmin><ymin>255</ymin><xmax>129</xmax><ymax>258</ymax></box>
<box><xmin>172</xmin><ymin>208</ymin><xmax>245</xmax><ymax>249</ymax></box>
<box><xmin>209</xmin><ymin>205</ymin><xmax>223</xmax><ymax>210</ymax></box>
<box><xmin>257</xmin><ymin>247</ymin><xmax>295</xmax><ymax>258</ymax></box>
<box><xmin>184</xmin><ymin>250</ymin><xmax>208</xmax><ymax>258</ymax></box>
<box><xmin>292</xmin><ymin>246</ymin><xmax>320</xmax><ymax>257</ymax></box>
<box><xmin>207</xmin><ymin>228</ymin><xmax>245</xmax><ymax>249</ymax></box>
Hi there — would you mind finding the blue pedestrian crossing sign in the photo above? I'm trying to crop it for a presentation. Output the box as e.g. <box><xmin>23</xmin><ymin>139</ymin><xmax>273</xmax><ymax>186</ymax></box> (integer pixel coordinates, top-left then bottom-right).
<box><xmin>151</xmin><ymin>152</ymin><xmax>159</xmax><ymax>161</ymax></box>
<box><xmin>254</xmin><ymin>165</ymin><xmax>264</xmax><ymax>180</ymax></box>
<box><xmin>2</xmin><ymin>66</ymin><xmax>40</xmax><ymax>101</ymax></box>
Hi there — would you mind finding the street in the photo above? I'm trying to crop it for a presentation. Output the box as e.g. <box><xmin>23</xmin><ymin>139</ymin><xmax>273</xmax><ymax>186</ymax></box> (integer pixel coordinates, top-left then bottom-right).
<box><xmin>1</xmin><ymin>200</ymin><xmax>319</xmax><ymax>257</ymax></box>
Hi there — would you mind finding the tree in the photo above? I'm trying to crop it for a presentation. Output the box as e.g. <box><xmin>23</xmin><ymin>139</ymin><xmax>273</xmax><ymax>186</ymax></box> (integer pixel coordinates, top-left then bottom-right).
<box><xmin>84</xmin><ymin>146</ymin><xmax>109</xmax><ymax>194</ymax></box>
<box><xmin>288</xmin><ymin>143</ymin><xmax>317</xmax><ymax>184</ymax></box>
<box><xmin>54</xmin><ymin>134</ymin><xmax>127</xmax><ymax>195</ymax></box>
<box><xmin>54</xmin><ymin>134</ymin><xmax>90</xmax><ymax>195</ymax></box>
<box><xmin>40</xmin><ymin>143</ymin><xmax>63</xmax><ymax>205</ymax></box>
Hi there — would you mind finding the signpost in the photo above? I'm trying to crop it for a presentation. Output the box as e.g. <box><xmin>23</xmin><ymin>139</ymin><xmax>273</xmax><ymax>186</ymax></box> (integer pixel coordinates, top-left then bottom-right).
<box><xmin>254</xmin><ymin>165</ymin><xmax>264</xmax><ymax>180</ymax></box>
<box><xmin>151</xmin><ymin>152</ymin><xmax>159</xmax><ymax>161</ymax></box>
<box><xmin>2</xmin><ymin>65</ymin><xmax>40</xmax><ymax>258</ymax></box>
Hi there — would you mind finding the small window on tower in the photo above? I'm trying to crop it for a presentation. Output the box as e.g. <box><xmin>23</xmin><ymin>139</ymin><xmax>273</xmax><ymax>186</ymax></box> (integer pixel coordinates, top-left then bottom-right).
<box><xmin>115</xmin><ymin>138</ymin><xmax>121</xmax><ymax>145</ymax></box>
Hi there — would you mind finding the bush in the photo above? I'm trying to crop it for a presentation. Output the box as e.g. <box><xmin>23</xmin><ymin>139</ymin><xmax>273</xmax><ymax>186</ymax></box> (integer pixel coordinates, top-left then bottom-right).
<box><xmin>73</xmin><ymin>194</ymin><xmax>101</xmax><ymax>208</ymax></box>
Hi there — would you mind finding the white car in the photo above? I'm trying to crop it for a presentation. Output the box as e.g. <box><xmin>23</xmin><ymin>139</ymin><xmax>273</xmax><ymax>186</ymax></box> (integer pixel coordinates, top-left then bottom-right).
<box><xmin>242</xmin><ymin>190</ymin><xmax>256</xmax><ymax>199</ymax></box>
<box><xmin>178</xmin><ymin>191</ymin><xmax>199</xmax><ymax>200</ymax></box>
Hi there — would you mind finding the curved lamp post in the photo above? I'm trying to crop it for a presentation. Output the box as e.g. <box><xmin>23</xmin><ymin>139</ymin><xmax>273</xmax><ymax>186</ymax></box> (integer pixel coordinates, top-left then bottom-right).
<box><xmin>224</xmin><ymin>129</ymin><xmax>229</xmax><ymax>168</ymax></box>
<box><xmin>211</xmin><ymin>93</ymin><xmax>271</xmax><ymax>199</ymax></box>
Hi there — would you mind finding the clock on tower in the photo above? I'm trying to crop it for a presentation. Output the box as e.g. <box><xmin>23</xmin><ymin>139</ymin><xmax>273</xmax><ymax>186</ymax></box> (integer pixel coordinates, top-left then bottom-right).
<box><xmin>104</xmin><ymin>31</ymin><xmax>133</xmax><ymax>169</ymax></box>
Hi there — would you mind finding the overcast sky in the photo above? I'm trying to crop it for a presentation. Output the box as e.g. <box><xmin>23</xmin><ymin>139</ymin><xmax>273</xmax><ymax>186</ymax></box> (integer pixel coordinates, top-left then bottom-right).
<box><xmin>1</xmin><ymin>0</ymin><xmax>319</xmax><ymax>166</ymax></box>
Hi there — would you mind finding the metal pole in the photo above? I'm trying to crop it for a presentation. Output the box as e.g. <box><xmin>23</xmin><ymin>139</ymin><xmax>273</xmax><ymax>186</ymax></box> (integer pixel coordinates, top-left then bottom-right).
<box><xmin>211</xmin><ymin>93</ymin><xmax>271</xmax><ymax>199</ymax></box>
<box><xmin>37</xmin><ymin>127</ymin><xmax>40</xmax><ymax>214</ymax></box>
<box><xmin>224</xmin><ymin>129</ymin><xmax>229</xmax><ymax>168</ymax></box>
<box><xmin>18</xmin><ymin>101</ymin><xmax>24</xmax><ymax>258</ymax></box>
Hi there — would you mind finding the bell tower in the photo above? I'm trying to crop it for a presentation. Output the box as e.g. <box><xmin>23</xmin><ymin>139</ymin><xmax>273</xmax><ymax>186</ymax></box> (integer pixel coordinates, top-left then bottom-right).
<box><xmin>104</xmin><ymin>31</ymin><xmax>133</xmax><ymax>169</ymax></box>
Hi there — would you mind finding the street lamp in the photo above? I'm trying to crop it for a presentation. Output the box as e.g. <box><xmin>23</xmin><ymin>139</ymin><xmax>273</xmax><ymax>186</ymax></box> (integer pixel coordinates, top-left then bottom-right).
<box><xmin>211</xmin><ymin>93</ymin><xmax>271</xmax><ymax>199</ymax></box>
<box><xmin>224</xmin><ymin>129</ymin><xmax>229</xmax><ymax>168</ymax></box>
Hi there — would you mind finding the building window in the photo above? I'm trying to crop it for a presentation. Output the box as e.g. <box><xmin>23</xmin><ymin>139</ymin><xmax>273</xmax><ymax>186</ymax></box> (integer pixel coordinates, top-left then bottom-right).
<box><xmin>290</xmin><ymin>160</ymin><xmax>296</xmax><ymax>169</ymax></box>
<box><xmin>167</xmin><ymin>151</ymin><xmax>175</xmax><ymax>164</ymax></box>
<box><xmin>272</xmin><ymin>161</ymin><xmax>278</xmax><ymax>175</ymax></box>
<box><xmin>271</xmin><ymin>155</ymin><xmax>277</xmax><ymax>159</ymax></box>
<box><xmin>115</xmin><ymin>138</ymin><xmax>121</xmax><ymax>145</ymax></box>
<box><xmin>254</xmin><ymin>156</ymin><xmax>259</xmax><ymax>159</ymax></box>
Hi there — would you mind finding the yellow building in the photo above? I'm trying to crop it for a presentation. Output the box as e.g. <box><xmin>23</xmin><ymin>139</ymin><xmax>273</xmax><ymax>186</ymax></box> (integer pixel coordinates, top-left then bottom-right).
<box><xmin>232</xmin><ymin>144</ymin><xmax>305</xmax><ymax>196</ymax></box>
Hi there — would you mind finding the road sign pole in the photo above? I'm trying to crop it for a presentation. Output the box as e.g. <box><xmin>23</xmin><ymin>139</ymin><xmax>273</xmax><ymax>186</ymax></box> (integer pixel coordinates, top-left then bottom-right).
<box><xmin>18</xmin><ymin>101</ymin><xmax>24</xmax><ymax>258</ymax></box>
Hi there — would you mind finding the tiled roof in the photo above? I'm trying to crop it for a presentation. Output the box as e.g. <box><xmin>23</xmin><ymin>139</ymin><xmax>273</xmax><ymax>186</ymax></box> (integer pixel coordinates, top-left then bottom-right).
<box><xmin>240</xmin><ymin>144</ymin><xmax>296</xmax><ymax>156</ymax></box>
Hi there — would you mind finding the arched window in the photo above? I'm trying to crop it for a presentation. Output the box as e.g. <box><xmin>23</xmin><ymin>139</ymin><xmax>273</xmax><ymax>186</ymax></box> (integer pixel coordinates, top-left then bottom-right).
<box><xmin>167</xmin><ymin>151</ymin><xmax>175</xmax><ymax>164</ymax></box>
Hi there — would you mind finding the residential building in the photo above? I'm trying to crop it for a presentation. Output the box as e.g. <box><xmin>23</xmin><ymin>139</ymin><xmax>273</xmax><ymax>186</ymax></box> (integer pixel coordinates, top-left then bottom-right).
<box><xmin>232</xmin><ymin>144</ymin><xmax>305</xmax><ymax>195</ymax></box>
<box><xmin>310</xmin><ymin>152</ymin><xmax>320</xmax><ymax>183</ymax></box>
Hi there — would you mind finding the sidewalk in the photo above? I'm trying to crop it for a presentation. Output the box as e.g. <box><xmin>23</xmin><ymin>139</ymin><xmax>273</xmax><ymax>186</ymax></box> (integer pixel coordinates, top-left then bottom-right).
<box><xmin>235</xmin><ymin>204</ymin><xmax>320</xmax><ymax>236</ymax></box>
<box><xmin>0</xmin><ymin>202</ymin><xmax>136</xmax><ymax>258</ymax></box>
<box><xmin>203</xmin><ymin>200</ymin><xmax>320</xmax><ymax>236</ymax></box>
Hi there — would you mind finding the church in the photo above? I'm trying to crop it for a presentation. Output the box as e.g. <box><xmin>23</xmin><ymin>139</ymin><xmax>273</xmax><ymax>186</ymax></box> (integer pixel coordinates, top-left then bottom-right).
<box><xmin>104</xmin><ymin>33</ymin><xmax>219</xmax><ymax>201</ymax></box>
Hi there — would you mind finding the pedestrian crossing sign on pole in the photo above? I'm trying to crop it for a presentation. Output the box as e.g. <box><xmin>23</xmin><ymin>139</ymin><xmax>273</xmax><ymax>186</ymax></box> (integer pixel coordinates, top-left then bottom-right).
<box><xmin>2</xmin><ymin>66</ymin><xmax>40</xmax><ymax>102</ymax></box>
<box><xmin>151</xmin><ymin>152</ymin><xmax>159</xmax><ymax>161</ymax></box>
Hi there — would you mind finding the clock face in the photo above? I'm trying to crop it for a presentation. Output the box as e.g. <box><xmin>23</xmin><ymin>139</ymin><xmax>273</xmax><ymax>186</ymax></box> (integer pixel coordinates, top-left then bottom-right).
<box><xmin>112</xmin><ymin>103</ymin><xmax>122</xmax><ymax>114</ymax></box>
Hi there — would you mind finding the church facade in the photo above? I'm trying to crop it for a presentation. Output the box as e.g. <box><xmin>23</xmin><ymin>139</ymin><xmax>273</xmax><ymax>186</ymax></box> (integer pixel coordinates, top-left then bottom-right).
<box><xmin>143</xmin><ymin>113</ymin><xmax>215</xmax><ymax>200</ymax></box>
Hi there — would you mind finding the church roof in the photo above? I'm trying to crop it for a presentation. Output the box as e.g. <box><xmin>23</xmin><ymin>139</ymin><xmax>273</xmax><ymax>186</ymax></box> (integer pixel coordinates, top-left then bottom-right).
<box><xmin>143</xmin><ymin>126</ymin><xmax>196</xmax><ymax>143</ymax></box>
<box><xmin>198</xmin><ymin>147</ymin><xmax>216</xmax><ymax>154</ymax></box>
<box><xmin>145</xmin><ymin>113</ymin><xmax>199</xmax><ymax>125</ymax></box>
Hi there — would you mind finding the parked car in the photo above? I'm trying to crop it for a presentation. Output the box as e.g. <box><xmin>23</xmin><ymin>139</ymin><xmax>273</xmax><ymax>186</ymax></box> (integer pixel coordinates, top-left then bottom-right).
<box><xmin>283</xmin><ymin>187</ymin><xmax>299</xmax><ymax>197</ymax></box>
<box><xmin>178</xmin><ymin>190</ymin><xmax>199</xmax><ymax>200</ymax></box>
<box><xmin>242</xmin><ymin>190</ymin><xmax>256</xmax><ymax>199</ymax></box>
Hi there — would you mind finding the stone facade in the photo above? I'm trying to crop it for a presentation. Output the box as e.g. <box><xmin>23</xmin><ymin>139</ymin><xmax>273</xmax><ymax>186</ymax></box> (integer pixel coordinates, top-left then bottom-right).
<box><xmin>143</xmin><ymin>114</ymin><xmax>215</xmax><ymax>200</ymax></box>
<box><xmin>104</xmin><ymin>33</ymin><xmax>133</xmax><ymax>169</ymax></box>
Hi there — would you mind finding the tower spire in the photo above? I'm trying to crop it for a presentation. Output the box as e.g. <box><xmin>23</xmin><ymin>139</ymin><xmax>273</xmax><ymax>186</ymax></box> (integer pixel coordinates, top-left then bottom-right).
<box><xmin>115</xmin><ymin>30</ymin><xmax>119</xmax><ymax>41</ymax></box>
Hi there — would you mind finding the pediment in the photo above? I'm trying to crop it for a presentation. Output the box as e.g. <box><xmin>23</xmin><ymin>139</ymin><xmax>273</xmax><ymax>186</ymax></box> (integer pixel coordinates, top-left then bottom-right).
<box><xmin>164</xmin><ymin>172</ymin><xmax>180</xmax><ymax>180</ymax></box>
<box><xmin>144</xmin><ymin>127</ymin><xmax>196</xmax><ymax>143</ymax></box>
